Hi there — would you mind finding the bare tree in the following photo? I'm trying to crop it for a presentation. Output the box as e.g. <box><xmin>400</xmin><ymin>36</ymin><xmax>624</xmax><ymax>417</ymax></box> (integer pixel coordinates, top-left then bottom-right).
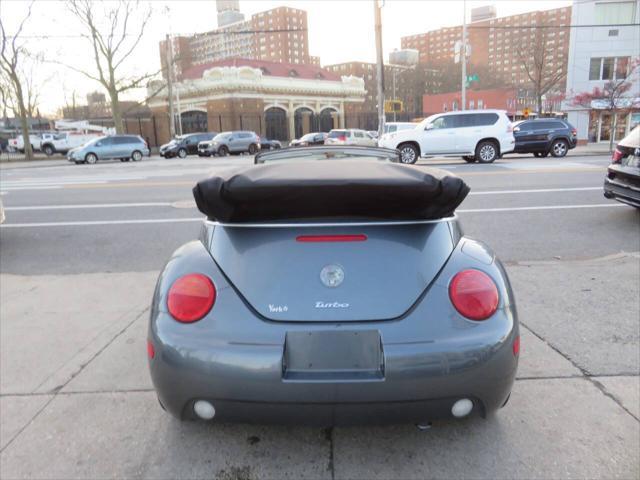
<box><xmin>67</xmin><ymin>0</ymin><xmax>156</xmax><ymax>133</ymax></box>
<box><xmin>0</xmin><ymin>3</ymin><xmax>35</xmax><ymax>159</ymax></box>
<box><xmin>570</xmin><ymin>58</ymin><xmax>640</xmax><ymax>152</ymax></box>
<box><xmin>515</xmin><ymin>32</ymin><xmax>567</xmax><ymax>115</ymax></box>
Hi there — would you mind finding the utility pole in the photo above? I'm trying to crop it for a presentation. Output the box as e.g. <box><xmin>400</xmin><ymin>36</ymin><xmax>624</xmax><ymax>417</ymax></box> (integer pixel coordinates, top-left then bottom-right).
<box><xmin>165</xmin><ymin>34</ymin><xmax>176</xmax><ymax>138</ymax></box>
<box><xmin>392</xmin><ymin>69</ymin><xmax>396</xmax><ymax>122</ymax></box>
<box><xmin>374</xmin><ymin>0</ymin><xmax>385</xmax><ymax>138</ymax></box>
<box><xmin>461</xmin><ymin>0</ymin><xmax>467</xmax><ymax>110</ymax></box>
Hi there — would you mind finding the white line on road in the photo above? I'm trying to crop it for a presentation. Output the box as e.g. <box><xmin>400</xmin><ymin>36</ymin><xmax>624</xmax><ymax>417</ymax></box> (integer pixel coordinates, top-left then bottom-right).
<box><xmin>458</xmin><ymin>203</ymin><xmax>625</xmax><ymax>213</ymax></box>
<box><xmin>0</xmin><ymin>203</ymin><xmax>627</xmax><ymax>228</ymax></box>
<box><xmin>0</xmin><ymin>218</ymin><xmax>203</xmax><ymax>228</ymax></box>
<box><xmin>5</xmin><ymin>202</ymin><xmax>173</xmax><ymax>211</ymax></box>
<box><xmin>469</xmin><ymin>187</ymin><xmax>602</xmax><ymax>195</ymax></box>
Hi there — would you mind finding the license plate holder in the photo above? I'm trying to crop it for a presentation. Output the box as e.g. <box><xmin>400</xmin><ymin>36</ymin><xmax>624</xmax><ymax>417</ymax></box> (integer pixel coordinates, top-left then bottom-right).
<box><xmin>283</xmin><ymin>330</ymin><xmax>384</xmax><ymax>381</ymax></box>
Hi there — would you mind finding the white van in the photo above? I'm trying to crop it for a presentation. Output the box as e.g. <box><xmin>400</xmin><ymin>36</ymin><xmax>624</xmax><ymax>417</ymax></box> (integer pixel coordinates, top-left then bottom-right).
<box><xmin>378</xmin><ymin>110</ymin><xmax>515</xmax><ymax>164</ymax></box>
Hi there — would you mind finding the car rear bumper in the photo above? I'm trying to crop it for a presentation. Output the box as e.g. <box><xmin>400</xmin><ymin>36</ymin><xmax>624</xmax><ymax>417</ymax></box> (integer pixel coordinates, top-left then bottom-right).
<box><xmin>604</xmin><ymin>176</ymin><xmax>640</xmax><ymax>207</ymax></box>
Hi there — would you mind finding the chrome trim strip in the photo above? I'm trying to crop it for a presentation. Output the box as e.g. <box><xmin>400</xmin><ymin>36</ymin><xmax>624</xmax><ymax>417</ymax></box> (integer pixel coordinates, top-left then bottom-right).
<box><xmin>204</xmin><ymin>215</ymin><xmax>457</xmax><ymax>228</ymax></box>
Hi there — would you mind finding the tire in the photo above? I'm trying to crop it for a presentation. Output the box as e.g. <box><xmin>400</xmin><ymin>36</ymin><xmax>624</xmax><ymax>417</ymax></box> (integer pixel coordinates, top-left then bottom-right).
<box><xmin>43</xmin><ymin>145</ymin><xmax>54</xmax><ymax>156</ymax></box>
<box><xmin>85</xmin><ymin>152</ymin><xmax>98</xmax><ymax>164</ymax></box>
<box><xmin>274</xmin><ymin>144</ymin><xmax>281</xmax><ymax>149</ymax></box>
<box><xmin>74</xmin><ymin>161</ymin><xmax>82</xmax><ymax>165</ymax></box>
<box><xmin>248</xmin><ymin>143</ymin><xmax>258</xmax><ymax>155</ymax></box>
<box><xmin>218</xmin><ymin>145</ymin><xmax>229</xmax><ymax>156</ymax></box>
<box><xmin>398</xmin><ymin>143</ymin><xmax>419</xmax><ymax>164</ymax></box>
<box><xmin>475</xmin><ymin>141</ymin><xmax>498</xmax><ymax>163</ymax></box>
<box><xmin>462</xmin><ymin>155</ymin><xmax>476</xmax><ymax>163</ymax></box>
<box><xmin>120</xmin><ymin>158</ymin><xmax>127</xmax><ymax>162</ymax></box>
<box><xmin>177</xmin><ymin>148</ymin><xmax>187</xmax><ymax>159</ymax></box>
<box><xmin>550</xmin><ymin>139</ymin><xmax>568</xmax><ymax>158</ymax></box>
<box><xmin>131</xmin><ymin>150</ymin><xmax>143</xmax><ymax>162</ymax></box>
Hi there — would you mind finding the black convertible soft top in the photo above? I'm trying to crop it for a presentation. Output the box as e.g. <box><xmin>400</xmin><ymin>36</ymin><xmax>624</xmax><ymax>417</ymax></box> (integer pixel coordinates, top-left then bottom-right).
<box><xmin>192</xmin><ymin>160</ymin><xmax>469</xmax><ymax>223</ymax></box>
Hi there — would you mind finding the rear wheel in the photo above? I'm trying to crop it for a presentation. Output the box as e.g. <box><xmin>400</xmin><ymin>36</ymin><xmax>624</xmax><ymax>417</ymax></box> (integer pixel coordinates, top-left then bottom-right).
<box><xmin>177</xmin><ymin>148</ymin><xmax>187</xmax><ymax>159</ymax></box>
<box><xmin>398</xmin><ymin>143</ymin><xmax>419</xmax><ymax>164</ymax></box>
<box><xmin>218</xmin><ymin>145</ymin><xmax>229</xmax><ymax>156</ymax></box>
<box><xmin>43</xmin><ymin>145</ymin><xmax>54</xmax><ymax>156</ymax></box>
<box><xmin>131</xmin><ymin>150</ymin><xmax>143</xmax><ymax>162</ymax></box>
<box><xmin>248</xmin><ymin>143</ymin><xmax>258</xmax><ymax>155</ymax></box>
<box><xmin>550</xmin><ymin>139</ymin><xmax>568</xmax><ymax>158</ymax></box>
<box><xmin>85</xmin><ymin>153</ymin><xmax>98</xmax><ymax>164</ymax></box>
<box><xmin>462</xmin><ymin>155</ymin><xmax>476</xmax><ymax>163</ymax></box>
<box><xmin>475</xmin><ymin>141</ymin><xmax>498</xmax><ymax>163</ymax></box>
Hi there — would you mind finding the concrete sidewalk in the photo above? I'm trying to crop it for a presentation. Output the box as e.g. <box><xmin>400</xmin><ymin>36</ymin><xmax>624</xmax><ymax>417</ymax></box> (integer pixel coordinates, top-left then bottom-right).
<box><xmin>1</xmin><ymin>255</ymin><xmax>638</xmax><ymax>478</ymax></box>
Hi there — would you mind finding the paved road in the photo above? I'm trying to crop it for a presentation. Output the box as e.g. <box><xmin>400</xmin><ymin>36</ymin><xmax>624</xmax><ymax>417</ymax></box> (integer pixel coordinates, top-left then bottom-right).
<box><xmin>0</xmin><ymin>153</ymin><xmax>638</xmax><ymax>479</ymax></box>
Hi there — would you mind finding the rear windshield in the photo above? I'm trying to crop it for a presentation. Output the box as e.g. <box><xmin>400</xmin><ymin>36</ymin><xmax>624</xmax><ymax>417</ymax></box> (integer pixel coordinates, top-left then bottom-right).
<box><xmin>328</xmin><ymin>130</ymin><xmax>348</xmax><ymax>138</ymax></box>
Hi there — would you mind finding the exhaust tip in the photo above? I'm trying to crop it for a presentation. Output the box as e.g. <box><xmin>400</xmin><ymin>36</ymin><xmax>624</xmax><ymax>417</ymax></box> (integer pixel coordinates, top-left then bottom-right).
<box><xmin>451</xmin><ymin>398</ymin><xmax>473</xmax><ymax>418</ymax></box>
<box><xmin>194</xmin><ymin>400</ymin><xmax>216</xmax><ymax>420</ymax></box>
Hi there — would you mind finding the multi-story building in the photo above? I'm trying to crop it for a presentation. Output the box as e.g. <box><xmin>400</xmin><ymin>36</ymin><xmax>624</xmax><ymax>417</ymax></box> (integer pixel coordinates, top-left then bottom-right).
<box><xmin>563</xmin><ymin>0</ymin><xmax>640</xmax><ymax>144</ymax></box>
<box><xmin>159</xmin><ymin>5</ymin><xmax>310</xmax><ymax>81</ymax></box>
<box><xmin>324</xmin><ymin>61</ymin><xmax>438</xmax><ymax>120</ymax></box>
<box><xmin>401</xmin><ymin>6</ymin><xmax>572</xmax><ymax>88</ymax></box>
<box><xmin>217</xmin><ymin>0</ymin><xmax>244</xmax><ymax>27</ymax></box>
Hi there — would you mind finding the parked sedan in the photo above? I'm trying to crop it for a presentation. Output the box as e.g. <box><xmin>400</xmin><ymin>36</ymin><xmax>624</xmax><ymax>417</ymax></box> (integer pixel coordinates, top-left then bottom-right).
<box><xmin>148</xmin><ymin>146</ymin><xmax>519</xmax><ymax>426</ymax></box>
<box><xmin>160</xmin><ymin>133</ymin><xmax>216</xmax><ymax>159</ymax></box>
<box><xmin>325</xmin><ymin>129</ymin><xmax>377</xmax><ymax>147</ymax></box>
<box><xmin>67</xmin><ymin>135</ymin><xmax>149</xmax><ymax>164</ymax></box>
<box><xmin>512</xmin><ymin>118</ymin><xmax>577</xmax><ymax>158</ymax></box>
<box><xmin>291</xmin><ymin>132</ymin><xmax>328</xmax><ymax>147</ymax></box>
<box><xmin>604</xmin><ymin>125</ymin><xmax>640</xmax><ymax>208</ymax></box>
<box><xmin>260</xmin><ymin>139</ymin><xmax>282</xmax><ymax>150</ymax></box>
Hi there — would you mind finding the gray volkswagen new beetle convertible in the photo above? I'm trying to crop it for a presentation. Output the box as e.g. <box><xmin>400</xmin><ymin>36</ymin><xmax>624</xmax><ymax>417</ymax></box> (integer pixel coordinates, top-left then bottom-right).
<box><xmin>148</xmin><ymin>146</ymin><xmax>519</xmax><ymax>426</ymax></box>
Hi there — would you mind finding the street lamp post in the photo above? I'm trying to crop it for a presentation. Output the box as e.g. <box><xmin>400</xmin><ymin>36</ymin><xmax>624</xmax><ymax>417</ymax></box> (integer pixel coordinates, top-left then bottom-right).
<box><xmin>374</xmin><ymin>0</ymin><xmax>385</xmax><ymax>138</ymax></box>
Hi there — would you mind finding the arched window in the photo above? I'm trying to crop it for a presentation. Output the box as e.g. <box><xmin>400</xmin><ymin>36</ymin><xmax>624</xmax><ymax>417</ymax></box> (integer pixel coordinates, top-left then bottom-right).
<box><xmin>180</xmin><ymin>111</ymin><xmax>208</xmax><ymax>134</ymax></box>
<box><xmin>294</xmin><ymin>107</ymin><xmax>317</xmax><ymax>138</ymax></box>
<box><xmin>264</xmin><ymin>107</ymin><xmax>288</xmax><ymax>141</ymax></box>
<box><xmin>319</xmin><ymin>108</ymin><xmax>338</xmax><ymax>132</ymax></box>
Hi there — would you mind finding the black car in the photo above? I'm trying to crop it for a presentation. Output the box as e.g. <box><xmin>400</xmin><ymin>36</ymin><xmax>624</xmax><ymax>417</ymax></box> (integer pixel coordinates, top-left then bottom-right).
<box><xmin>604</xmin><ymin>126</ymin><xmax>640</xmax><ymax>208</ymax></box>
<box><xmin>159</xmin><ymin>132</ymin><xmax>216</xmax><ymax>158</ymax></box>
<box><xmin>260</xmin><ymin>139</ymin><xmax>282</xmax><ymax>150</ymax></box>
<box><xmin>513</xmin><ymin>118</ymin><xmax>577</xmax><ymax>157</ymax></box>
<box><xmin>290</xmin><ymin>132</ymin><xmax>328</xmax><ymax>147</ymax></box>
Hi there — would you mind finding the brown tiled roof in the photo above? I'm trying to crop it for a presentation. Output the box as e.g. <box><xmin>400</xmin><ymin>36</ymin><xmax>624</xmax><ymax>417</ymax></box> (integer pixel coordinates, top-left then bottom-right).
<box><xmin>182</xmin><ymin>58</ymin><xmax>340</xmax><ymax>81</ymax></box>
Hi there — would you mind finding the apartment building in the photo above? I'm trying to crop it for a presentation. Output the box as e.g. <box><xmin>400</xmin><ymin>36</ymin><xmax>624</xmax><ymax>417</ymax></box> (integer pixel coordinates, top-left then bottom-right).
<box><xmin>159</xmin><ymin>6</ymin><xmax>310</xmax><ymax>80</ymax></box>
<box><xmin>401</xmin><ymin>6</ymin><xmax>572</xmax><ymax>87</ymax></box>
<box><xmin>563</xmin><ymin>0</ymin><xmax>640</xmax><ymax>144</ymax></box>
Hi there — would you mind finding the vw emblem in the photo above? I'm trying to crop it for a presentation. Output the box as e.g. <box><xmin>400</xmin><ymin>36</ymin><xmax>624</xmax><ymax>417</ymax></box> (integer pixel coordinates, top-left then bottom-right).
<box><xmin>320</xmin><ymin>264</ymin><xmax>345</xmax><ymax>288</ymax></box>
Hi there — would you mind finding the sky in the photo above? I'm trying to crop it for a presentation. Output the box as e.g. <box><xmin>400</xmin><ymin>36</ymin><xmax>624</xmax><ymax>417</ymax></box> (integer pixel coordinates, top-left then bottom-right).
<box><xmin>1</xmin><ymin>0</ymin><xmax>572</xmax><ymax>115</ymax></box>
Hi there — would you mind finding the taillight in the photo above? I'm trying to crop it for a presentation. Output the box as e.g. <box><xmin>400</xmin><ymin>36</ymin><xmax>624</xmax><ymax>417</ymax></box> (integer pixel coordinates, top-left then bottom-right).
<box><xmin>571</xmin><ymin>128</ymin><xmax>577</xmax><ymax>136</ymax></box>
<box><xmin>338</xmin><ymin>135</ymin><xmax>346</xmax><ymax>141</ymax></box>
<box><xmin>449</xmin><ymin>269</ymin><xmax>499</xmax><ymax>321</ymax></box>
<box><xmin>513</xmin><ymin>335</ymin><xmax>520</xmax><ymax>356</ymax></box>
<box><xmin>167</xmin><ymin>274</ymin><xmax>216</xmax><ymax>323</ymax></box>
<box><xmin>612</xmin><ymin>148</ymin><xmax>625</xmax><ymax>164</ymax></box>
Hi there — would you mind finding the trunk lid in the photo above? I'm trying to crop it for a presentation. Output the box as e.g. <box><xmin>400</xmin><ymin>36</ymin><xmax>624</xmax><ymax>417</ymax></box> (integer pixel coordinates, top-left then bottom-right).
<box><xmin>209</xmin><ymin>222</ymin><xmax>455</xmax><ymax>322</ymax></box>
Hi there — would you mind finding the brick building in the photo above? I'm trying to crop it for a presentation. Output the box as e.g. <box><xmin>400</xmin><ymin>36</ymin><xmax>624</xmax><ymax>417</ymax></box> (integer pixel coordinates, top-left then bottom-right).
<box><xmin>147</xmin><ymin>58</ymin><xmax>366</xmax><ymax>145</ymax></box>
<box><xmin>159</xmin><ymin>6</ymin><xmax>310</xmax><ymax>81</ymax></box>
<box><xmin>324</xmin><ymin>61</ymin><xmax>439</xmax><ymax>123</ymax></box>
<box><xmin>401</xmin><ymin>6</ymin><xmax>572</xmax><ymax>87</ymax></box>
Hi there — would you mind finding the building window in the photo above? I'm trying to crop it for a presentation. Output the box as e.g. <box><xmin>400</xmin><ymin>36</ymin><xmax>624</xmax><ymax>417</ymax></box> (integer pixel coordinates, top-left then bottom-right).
<box><xmin>478</xmin><ymin>99</ymin><xmax>483</xmax><ymax>109</ymax></box>
<box><xmin>595</xmin><ymin>1</ymin><xmax>637</xmax><ymax>25</ymax></box>
<box><xmin>590</xmin><ymin>57</ymin><xmax>631</xmax><ymax>80</ymax></box>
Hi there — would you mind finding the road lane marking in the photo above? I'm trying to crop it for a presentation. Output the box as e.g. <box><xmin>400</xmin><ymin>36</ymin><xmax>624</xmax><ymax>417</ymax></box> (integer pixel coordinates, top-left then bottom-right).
<box><xmin>5</xmin><ymin>202</ymin><xmax>174</xmax><ymax>211</ymax></box>
<box><xmin>458</xmin><ymin>203</ymin><xmax>625</xmax><ymax>213</ymax></box>
<box><xmin>0</xmin><ymin>218</ymin><xmax>203</xmax><ymax>228</ymax></box>
<box><xmin>469</xmin><ymin>187</ymin><xmax>602</xmax><ymax>195</ymax></box>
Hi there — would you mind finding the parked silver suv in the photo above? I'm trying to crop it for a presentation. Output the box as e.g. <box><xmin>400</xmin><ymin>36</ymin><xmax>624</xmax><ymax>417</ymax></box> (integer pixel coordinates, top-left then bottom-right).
<box><xmin>67</xmin><ymin>135</ymin><xmax>149</xmax><ymax>164</ymax></box>
<box><xmin>198</xmin><ymin>131</ymin><xmax>261</xmax><ymax>156</ymax></box>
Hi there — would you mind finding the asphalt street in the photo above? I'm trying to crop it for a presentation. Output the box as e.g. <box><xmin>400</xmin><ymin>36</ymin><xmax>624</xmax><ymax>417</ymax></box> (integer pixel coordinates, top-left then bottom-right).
<box><xmin>0</xmin><ymin>152</ymin><xmax>639</xmax><ymax>479</ymax></box>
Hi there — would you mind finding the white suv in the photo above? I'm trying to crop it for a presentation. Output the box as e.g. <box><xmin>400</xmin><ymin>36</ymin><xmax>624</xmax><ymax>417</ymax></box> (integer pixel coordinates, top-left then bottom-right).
<box><xmin>378</xmin><ymin>110</ymin><xmax>515</xmax><ymax>164</ymax></box>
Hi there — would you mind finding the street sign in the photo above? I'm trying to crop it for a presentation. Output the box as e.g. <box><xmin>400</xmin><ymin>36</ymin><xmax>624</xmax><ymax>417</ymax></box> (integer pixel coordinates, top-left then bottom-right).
<box><xmin>523</xmin><ymin>108</ymin><xmax>531</xmax><ymax>118</ymax></box>
<box><xmin>466</xmin><ymin>74</ymin><xmax>479</xmax><ymax>82</ymax></box>
<box><xmin>384</xmin><ymin>100</ymin><xmax>403</xmax><ymax>113</ymax></box>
